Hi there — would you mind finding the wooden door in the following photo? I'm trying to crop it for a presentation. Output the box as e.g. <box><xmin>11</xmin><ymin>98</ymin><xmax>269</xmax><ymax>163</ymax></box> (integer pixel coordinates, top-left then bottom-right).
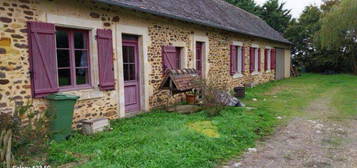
<box><xmin>122</xmin><ymin>37</ymin><xmax>140</xmax><ymax>112</ymax></box>
<box><xmin>275</xmin><ymin>48</ymin><xmax>285</xmax><ymax>80</ymax></box>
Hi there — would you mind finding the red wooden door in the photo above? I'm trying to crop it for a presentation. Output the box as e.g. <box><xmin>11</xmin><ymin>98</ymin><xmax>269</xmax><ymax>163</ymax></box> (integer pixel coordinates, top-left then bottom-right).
<box><xmin>122</xmin><ymin>36</ymin><xmax>140</xmax><ymax>112</ymax></box>
<box><xmin>196</xmin><ymin>42</ymin><xmax>203</xmax><ymax>76</ymax></box>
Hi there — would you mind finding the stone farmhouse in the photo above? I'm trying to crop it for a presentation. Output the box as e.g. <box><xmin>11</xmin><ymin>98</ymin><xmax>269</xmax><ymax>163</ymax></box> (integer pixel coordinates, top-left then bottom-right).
<box><xmin>0</xmin><ymin>0</ymin><xmax>292</xmax><ymax>127</ymax></box>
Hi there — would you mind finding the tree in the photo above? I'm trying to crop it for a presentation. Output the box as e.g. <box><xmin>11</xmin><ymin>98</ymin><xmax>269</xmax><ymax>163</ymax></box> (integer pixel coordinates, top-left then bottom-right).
<box><xmin>284</xmin><ymin>6</ymin><xmax>322</xmax><ymax>69</ymax></box>
<box><xmin>261</xmin><ymin>0</ymin><xmax>292</xmax><ymax>33</ymax></box>
<box><xmin>225</xmin><ymin>0</ymin><xmax>262</xmax><ymax>16</ymax></box>
<box><xmin>318</xmin><ymin>0</ymin><xmax>357</xmax><ymax>74</ymax></box>
<box><xmin>226</xmin><ymin>0</ymin><xmax>292</xmax><ymax>34</ymax></box>
<box><xmin>320</xmin><ymin>0</ymin><xmax>340</xmax><ymax>12</ymax></box>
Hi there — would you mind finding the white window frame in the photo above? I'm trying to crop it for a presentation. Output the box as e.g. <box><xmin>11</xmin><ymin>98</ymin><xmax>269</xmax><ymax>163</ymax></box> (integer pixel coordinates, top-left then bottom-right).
<box><xmin>251</xmin><ymin>44</ymin><xmax>260</xmax><ymax>75</ymax></box>
<box><xmin>266</xmin><ymin>47</ymin><xmax>272</xmax><ymax>72</ymax></box>
<box><xmin>237</xmin><ymin>46</ymin><xmax>243</xmax><ymax>74</ymax></box>
<box><xmin>193</xmin><ymin>34</ymin><xmax>209</xmax><ymax>79</ymax></box>
<box><xmin>232</xmin><ymin>41</ymin><xmax>244</xmax><ymax>78</ymax></box>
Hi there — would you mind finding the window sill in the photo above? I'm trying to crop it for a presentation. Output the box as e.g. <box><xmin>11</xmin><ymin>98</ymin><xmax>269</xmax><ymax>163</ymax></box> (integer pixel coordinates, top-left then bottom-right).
<box><xmin>233</xmin><ymin>73</ymin><xmax>243</xmax><ymax>78</ymax></box>
<box><xmin>59</xmin><ymin>87</ymin><xmax>105</xmax><ymax>100</ymax></box>
<box><xmin>251</xmin><ymin>71</ymin><xmax>260</xmax><ymax>76</ymax></box>
<box><xmin>59</xmin><ymin>85</ymin><xmax>93</xmax><ymax>92</ymax></box>
<box><xmin>266</xmin><ymin>70</ymin><xmax>271</xmax><ymax>73</ymax></box>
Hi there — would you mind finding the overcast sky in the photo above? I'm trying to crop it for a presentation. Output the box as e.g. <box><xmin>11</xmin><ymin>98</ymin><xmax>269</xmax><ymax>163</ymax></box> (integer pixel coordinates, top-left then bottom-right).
<box><xmin>255</xmin><ymin>0</ymin><xmax>323</xmax><ymax>18</ymax></box>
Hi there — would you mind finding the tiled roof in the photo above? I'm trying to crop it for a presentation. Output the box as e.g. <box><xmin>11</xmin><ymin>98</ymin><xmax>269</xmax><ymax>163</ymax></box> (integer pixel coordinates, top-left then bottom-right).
<box><xmin>96</xmin><ymin>0</ymin><xmax>291</xmax><ymax>44</ymax></box>
<box><xmin>160</xmin><ymin>68</ymin><xmax>200</xmax><ymax>93</ymax></box>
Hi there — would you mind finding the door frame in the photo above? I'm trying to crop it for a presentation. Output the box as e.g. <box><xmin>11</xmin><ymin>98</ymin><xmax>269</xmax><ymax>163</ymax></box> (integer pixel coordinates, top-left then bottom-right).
<box><xmin>275</xmin><ymin>48</ymin><xmax>285</xmax><ymax>80</ymax></box>
<box><xmin>193</xmin><ymin>33</ymin><xmax>209</xmax><ymax>79</ymax></box>
<box><xmin>116</xmin><ymin>23</ymin><xmax>151</xmax><ymax>118</ymax></box>
<box><xmin>122</xmin><ymin>38</ymin><xmax>141</xmax><ymax>113</ymax></box>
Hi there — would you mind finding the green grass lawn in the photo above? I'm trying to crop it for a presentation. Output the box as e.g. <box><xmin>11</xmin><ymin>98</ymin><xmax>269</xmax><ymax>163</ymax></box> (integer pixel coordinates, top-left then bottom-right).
<box><xmin>49</xmin><ymin>74</ymin><xmax>357</xmax><ymax>168</ymax></box>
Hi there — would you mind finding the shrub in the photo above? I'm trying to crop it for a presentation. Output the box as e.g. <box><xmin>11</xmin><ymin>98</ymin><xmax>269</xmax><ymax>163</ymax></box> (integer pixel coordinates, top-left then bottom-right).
<box><xmin>0</xmin><ymin>100</ymin><xmax>51</xmax><ymax>167</ymax></box>
<box><xmin>193</xmin><ymin>79</ymin><xmax>229</xmax><ymax>117</ymax></box>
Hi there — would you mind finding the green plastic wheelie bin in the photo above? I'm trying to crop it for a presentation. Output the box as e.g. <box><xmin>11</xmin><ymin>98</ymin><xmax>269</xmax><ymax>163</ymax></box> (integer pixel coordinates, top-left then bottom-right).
<box><xmin>46</xmin><ymin>93</ymin><xmax>80</xmax><ymax>142</ymax></box>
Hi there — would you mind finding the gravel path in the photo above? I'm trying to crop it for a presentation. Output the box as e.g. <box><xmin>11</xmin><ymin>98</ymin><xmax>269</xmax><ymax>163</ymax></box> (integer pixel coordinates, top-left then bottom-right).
<box><xmin>221</xmin><ymin>92</ymin><xmax>357</xmax><ymax>168</ymax></box>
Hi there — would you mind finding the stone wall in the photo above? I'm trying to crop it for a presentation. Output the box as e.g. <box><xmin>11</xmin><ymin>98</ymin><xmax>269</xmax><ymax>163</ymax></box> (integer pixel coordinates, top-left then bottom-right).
<box><xmin>0</xmin><ymin>0</ymin><xmax>42</xmax><ymax>118</ymax></box>
<box><xmin>0</xmin><ymin>0</ymin><xmax>290</xmax><ymax>127</ymax></box>
<box><xmin>0</xmin><ymin>0</ymin><xmax>121</xmax><ymax>127</ymax></box>
<box><xmin>146</xmin><ymin>24</ymin><xmax>277</xmax><ymax>108</ymax></box>
<box><xmin>147</xmin><ymin>23</ymin><xmax>194</xmax><ymax>108</ymax></box>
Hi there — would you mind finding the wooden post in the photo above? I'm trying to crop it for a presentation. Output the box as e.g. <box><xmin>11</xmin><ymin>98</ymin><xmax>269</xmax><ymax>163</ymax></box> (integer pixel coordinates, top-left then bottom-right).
<box><xmin>0</xmin><ymin>129</ymin><xmax>12</xmax><ymax>168</ymax></box>
<box><xmin>0</xmin><ymin>130</ymin><xmax>4</xmax><ymax>160</ymax></box>
<box><xmin>6</xmin><ymin>130</ymin><xmax>12</xmax><ymax>168</ymax></box>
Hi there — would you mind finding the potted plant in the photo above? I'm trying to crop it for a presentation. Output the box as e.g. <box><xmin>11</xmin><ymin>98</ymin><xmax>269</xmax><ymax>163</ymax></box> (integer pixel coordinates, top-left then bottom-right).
<box><xmin>186</xmin><ymin>89</ymin><xmax>197</xmax><ymax>104</ymax></box>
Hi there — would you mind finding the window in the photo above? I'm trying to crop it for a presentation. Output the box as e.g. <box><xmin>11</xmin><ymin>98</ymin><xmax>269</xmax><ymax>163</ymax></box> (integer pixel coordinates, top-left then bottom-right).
<box><xmin>230</xmin><ymin>44</ymin><xmax>245</xmax><ymax>76</ymax></box>
<box><xmin>265</xmin><ymin>48</ymin><xmax>271</xmax><ymax>71</ymax></box>
<box><xmin>254</xmin><ymin>48</ymin><xmax>259</xmax><ymax>72</ymax></box>
<box><xmin>56</xmin><ymin>28</ymin><xmax>90</xmax><ymax>89</ymax></box>
<box><xmin>249</xmin><ymin>46</ymin><xmax>261</xmax><ymax>74</ymax></box>
<box><xmin>196</xmin><ymin>42</ymin><xmax>204</xmax><ymax>76</ymax></box>
<box><xmin>174</xmin><ymin>47</ymin><xmax>181</xmax><ymax>69</ymax></box>
<box><xmin>28</xmin><ymin>22</ymin><xmax>114</xmax><ymax>97</ymax></box>
<box><xmin>236</xmin><ymin>46</ymin><xmax>243</xmax><ymax>74</ymax></box>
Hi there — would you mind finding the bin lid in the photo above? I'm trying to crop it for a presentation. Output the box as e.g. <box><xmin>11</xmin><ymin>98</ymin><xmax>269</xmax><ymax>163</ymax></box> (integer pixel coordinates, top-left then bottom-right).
<box><xmin>45</xmin><ymin>93</ymin><xmax>80</xmax><ymax>100</ymax></box>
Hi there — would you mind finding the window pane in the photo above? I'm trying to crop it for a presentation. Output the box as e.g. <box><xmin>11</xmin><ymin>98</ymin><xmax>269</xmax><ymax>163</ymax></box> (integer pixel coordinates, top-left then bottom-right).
<box><xmin>175</xmin><ymin>47</ymin><xmax>181</xmax><ymax>69</ymax></box>
<box><xmin>129</xmin><ymin>64</ymin><xmax>136</xmax><ymax>80</ymax></box>
<box><xmin>58</xmin><ymin>69</ymin><xmax>71</xmax><ymax>86</ymax></box>
<box><xmin>122</xmin><ymin>34</ymin><xmax>138</xmax><ymax>41</ymax></box>
<box><xmin>75</xmin><ymin>50</ymin><xmax>88</xmax><ymax>67</ymax></box>
<box><xmin>123</xmin><ymin>46</ymin><xmax>135</xmax><ymax>63</ymax></box>
<box><xmin>74</xmin><ymin>32</ymin><xmax>86</xmax><ymax>49</ymax></box>
<box><xmin>128</xmin><ymin>47</ymin><xmax>135</xmax><ymax>63</ymax></box>
<box><xmin>76</xmin><ymin>68</ymin><xmax>89</xmax><ymax>85</ymax></box>
<box><xmin>255</xmin><ymin>49</ymin><xmax>259</xmax><ymax>71</ymax></box>
<box><xmin>57</xmin><ymin>50</ymin><xmax>70</xmax><ymax>67</ymax></box>
<box><xmin>237</xmin><ymin>47</ymin><xmax>242</xmax><ymax>73</ymax></box>
<box><xmin>123</xmin><ymin>46</ymin><xmax>128</xmax><ymax>63</ymax></box>
<box><xmin>56</xmin><ymin>30</ymin><xmax>69</xmax><ymax>48</ymax></box>
<box><xmin>124</xmin><ymin>64</ymin><xmax>130</xmax><ymax>81</ymax></box>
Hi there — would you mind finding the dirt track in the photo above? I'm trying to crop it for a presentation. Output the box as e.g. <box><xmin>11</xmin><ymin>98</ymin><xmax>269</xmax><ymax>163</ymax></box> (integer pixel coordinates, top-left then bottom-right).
<box><xmin>222</xmin><ymin>92</ymin><xmax>357</xmax><ymax>168</ymax></box>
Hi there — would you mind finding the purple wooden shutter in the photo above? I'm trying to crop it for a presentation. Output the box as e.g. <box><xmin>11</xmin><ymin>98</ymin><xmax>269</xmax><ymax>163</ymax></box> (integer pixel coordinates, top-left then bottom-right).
<box><xmin>249</xmin><ymin>47</ymin><xmax>255</xmax><ymax>73</ymax></box>
<box><xmin>258</xmin><ymin>48</ymin><xmax>261</xmax><ymax>72</ymax></box>
<box><xmin>97</xmin><ymin>29</ymin><xmax>115</xmax><ymax>91</ymax></box>
<box><xmin>264</xmin><ymin>49</ymin><xmax>268</xmax><ymax>71</ymax></box>
<box><xmin>162</xmin><ymin>46</ymin><xmax>177</xmax><ymax>71</ymax></box>
<box><xmin>242</xmin><ymin>46</ymin><xmax>245</xmax><ymax>74</ymax></box>
<box><xmin>271</xmin><ymin>48</ymin><xmax>276</xmax><ymax>70</ymax></box>
<box><xmin>230</xmin><ymin>45</ymin><xmax>237</xmax><ymax>75</ymax></box>
<box><xmin>28</xmin><ymin>21</ymin><xmax>59</xmax><ymax>98</ymax></box>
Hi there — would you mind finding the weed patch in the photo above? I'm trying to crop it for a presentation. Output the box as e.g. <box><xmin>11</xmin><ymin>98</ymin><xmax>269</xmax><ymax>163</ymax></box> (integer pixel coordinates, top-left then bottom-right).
<box><xmin>187</xmin><ymin>121</ymin><xmax>220</xmax><ymax>138</ymax></box>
